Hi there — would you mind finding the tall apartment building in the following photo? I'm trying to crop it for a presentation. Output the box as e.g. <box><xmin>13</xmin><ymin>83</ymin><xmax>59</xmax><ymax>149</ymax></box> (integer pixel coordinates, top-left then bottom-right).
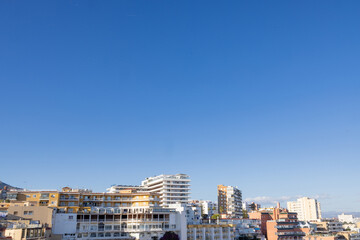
<box><xmin>141</xmin><ymin>174</ymin><xmax>191</xmax><ymax>207</ymax></box>
<box><xmin>287</xmin><ymin>197</ymin><xmax>322</xmax><ymax>221</ymax></box>
<box><xmin>217</xmin><ymin>185</ymin><xmax>242</xmax><ymax>218</ymax></box>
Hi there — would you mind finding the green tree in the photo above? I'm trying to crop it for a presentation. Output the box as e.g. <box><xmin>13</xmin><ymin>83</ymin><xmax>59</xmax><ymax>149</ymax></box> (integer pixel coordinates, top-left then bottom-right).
<box><xmin>242</xmin><ymin>209</ymin><xmax>249</xmax><ymax>218</ymax></box>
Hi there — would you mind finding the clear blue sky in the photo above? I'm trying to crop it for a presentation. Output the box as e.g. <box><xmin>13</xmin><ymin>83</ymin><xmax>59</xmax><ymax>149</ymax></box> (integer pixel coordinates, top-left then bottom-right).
<box><xmin>1</xmin><ymin>1</ymin><xmax>359</xmax><ymax>212</ymax></box>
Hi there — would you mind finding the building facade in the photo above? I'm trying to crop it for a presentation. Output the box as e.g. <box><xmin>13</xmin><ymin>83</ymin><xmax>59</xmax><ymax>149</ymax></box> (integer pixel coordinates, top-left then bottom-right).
<box><xmin>141</xmin><ymin>174</ymin><xmax>191</xmax><ymax>207</ymax></box>
<box><xmin>52</xmin><ymin>206</ymin><xmax>186</xmax><ymax>240</ymax></box>
<box><xmin>199</xmin><ymin>200</ymin><xmax>218</xmax><ymax>219</ymax></box>
<box><xmin>217</xmin><ymin>185</ymin><xmax>242</xmax><ymax>218</ymax></box>
<box><xmin>287</xmin><ymin>197</ymin><xmax>322</xmax><ymax>222</ymax></box>
<box><xmin>9</xmin><ymin>187</ymin><xmax>160</xmax><ymax>214</ymax></box>
<box><xmin>187</xmin><ymin>224</ymin><xmax>234</xmax><ymax>240</ymax></box>
<box><xmin>338</xmin><ymin>214</ymin><xmax>355</xmax><ymax>224</ymax></box>
<box><xmin>266</xmin><ymin>209</ymin><xmax>305</xmax><ymax>240</ymax></box>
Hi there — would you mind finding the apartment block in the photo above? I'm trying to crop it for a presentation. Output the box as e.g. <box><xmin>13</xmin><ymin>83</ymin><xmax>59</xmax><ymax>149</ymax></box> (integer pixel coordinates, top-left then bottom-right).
<box><xmin>338</xmin><ymin>214</ymin><xmax>355</xmax><ymax>224</ymax></box>
<box><xmin>287</xmin><ymin>197</ymin><xmax>322</xmax><ymax>222</ymax></box>
<box><xmin>187</xmin><ymin>224</ymin><xmax>234</xmax><ymax>240</ymax></box>
<box><xmin>9</xmin><ymin>187</ymin><xmax>160</xmax><ymax>214</ymax></box>
<box><xmin>266</xmin><ymin>208</ymin><xmax>305</xmax><ymax>240</ymax></box>
<box><xmin>51</xmin><ymin>206</ymin><xmax>186</xmax><ymax>240</ymax></box>
<box><xmin>313</xmin><ymin>219</ymin><xmax>343</xmax><ymax>233</ymax></box>
<box><xmin>141</xmin><ymin>174</ymin><xmax>191</xmax><ymax>207</ymax></box>
<box><xmin>217</xmin><ymin>185</ymin><xmax>242</xmax><ymax>218</ymax></box>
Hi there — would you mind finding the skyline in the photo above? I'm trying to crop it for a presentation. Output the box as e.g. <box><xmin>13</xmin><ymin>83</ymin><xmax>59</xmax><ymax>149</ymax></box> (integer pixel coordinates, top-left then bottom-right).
<box><xmin>1</xmin><ymin>0</ymin><xmax>360</xmax><ymax>213</ymax></box>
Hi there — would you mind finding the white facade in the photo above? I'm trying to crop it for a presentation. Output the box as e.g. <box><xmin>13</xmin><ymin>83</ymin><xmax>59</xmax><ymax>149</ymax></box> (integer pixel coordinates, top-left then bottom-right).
<box><xmin>199</xmin><ymin>200</ymin><xmax>218</xmax><ymax>218</ymax></box>
<box><xmin>52</xmin><ymin>207</ymin><xmax>187</xmax><ymax>240</ymax></box>
<box><xmin>52</xmin><ymin>213</ymin><xmax>78</xmax><ymax>235</ymax></box>
<box><xmin>221</xmin><ymin>219</ymin><xmax>265</xmax><ymax>240</ymax></box>
<box><xmin>187</xmin><ymin>224</ymin><xmax>234</xmax><ymax>240</ymax></box>
<box><xmin>338</xmin><ymin>213</ymin><xmax>355</xmax><ymax>223</ymax></box>
<box><xmin>287</xmin><ymin>197</ymin><xmax>322</xmax><ymax>221</ymax></box>
<box><xmin>169</xmin><ymin>203</ymin><xmax>201</xmax><ymax>225</ymax></box>
<box><xmin>141</xmin><ymin>174</ymin><xmax>191</xmax><ymax>207</ymax></box>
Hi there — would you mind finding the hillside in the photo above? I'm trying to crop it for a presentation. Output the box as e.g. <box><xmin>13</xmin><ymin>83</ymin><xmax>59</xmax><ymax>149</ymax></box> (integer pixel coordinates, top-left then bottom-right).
<box><xmin>0</xmin><ymin>181</ymin><xmax>21</xmax><ymax>190</ymax></box>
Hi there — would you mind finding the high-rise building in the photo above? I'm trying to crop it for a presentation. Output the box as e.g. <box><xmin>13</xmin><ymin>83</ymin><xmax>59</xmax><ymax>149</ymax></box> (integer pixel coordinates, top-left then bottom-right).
<box><xmin>141</xmin><ymin>174</ymin><xmax>191</xmax><ymax>207</ymax></box>
<box><xmin>217</xmin><ymin>185</ymin><xmax>242</xmax><ymax>218</ymax></box>
<box><xmin>287</xmin><ymin>197</ymin><xmax>322</xmax><ymax>221</ymax></box>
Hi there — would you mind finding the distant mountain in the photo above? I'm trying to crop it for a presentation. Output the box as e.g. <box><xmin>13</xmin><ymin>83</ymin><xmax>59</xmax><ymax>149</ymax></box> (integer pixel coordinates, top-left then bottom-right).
<box><xmin>322</xmin><ymin>211</ymin><xmax>360</xmax><ymax>218</ymax></box>
<box><xmin>0</xmin><ymin>181</ymin><xmax>22</xmax><ymax>190</ymax></box>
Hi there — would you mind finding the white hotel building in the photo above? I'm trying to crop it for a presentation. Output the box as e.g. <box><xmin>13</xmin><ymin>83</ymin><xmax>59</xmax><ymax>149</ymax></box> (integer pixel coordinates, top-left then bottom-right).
<box><xmin>141</xmin><ymin>174</ymin><xmax>191</xmax><ymax>207</ymax></box>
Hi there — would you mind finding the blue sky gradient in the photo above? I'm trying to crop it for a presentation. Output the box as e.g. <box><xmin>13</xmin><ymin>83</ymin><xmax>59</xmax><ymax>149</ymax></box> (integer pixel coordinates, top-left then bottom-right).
<box><xmin>1</xmin><ymin>1</ymin><xmax>360</xmax><ymax>212</ymax></box>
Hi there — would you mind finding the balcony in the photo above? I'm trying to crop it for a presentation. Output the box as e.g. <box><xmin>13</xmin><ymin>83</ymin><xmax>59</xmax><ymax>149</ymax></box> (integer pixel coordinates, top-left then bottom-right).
<box><xmin>40</xmin><ymin>195</ymin><xmax>49</xmax><ymax>200</ymax></box>
<box><xmin>60</xmin><ymin>197</ymin><xmax>79</xmax><ymax>201</ymax></box>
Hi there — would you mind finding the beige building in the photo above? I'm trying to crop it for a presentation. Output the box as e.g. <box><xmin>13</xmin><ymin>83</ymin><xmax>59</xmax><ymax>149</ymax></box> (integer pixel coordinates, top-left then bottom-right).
<box><xmin>187</xmin><ymin>224</ymin><xmax>234</xmax><ymax>240</ymax></box>
<box><xmin>287</xmin><ymin>197</ymin><xmax>321</xmax><ymax>221</ymax></box>
<box><xmin>7</xmin><ymin>202</ymin><xmax>54</xmax><ymax>227</ymax></box>
<box><xmin>4</xmin><ymin>222</ymin><xmax>51</xmax><ymax>240</ymax></box>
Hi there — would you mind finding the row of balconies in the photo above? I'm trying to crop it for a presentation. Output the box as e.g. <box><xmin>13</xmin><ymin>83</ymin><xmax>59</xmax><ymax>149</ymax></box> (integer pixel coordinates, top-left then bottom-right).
<box><xmin>276</xmin><ymin>232</ymin><xmax>305</xmax><ymax>236</ymax></box>
<box><xmin>75</xmin><ymin>232</ymin><xmax>129</xmax><ymax>239</ymax></box>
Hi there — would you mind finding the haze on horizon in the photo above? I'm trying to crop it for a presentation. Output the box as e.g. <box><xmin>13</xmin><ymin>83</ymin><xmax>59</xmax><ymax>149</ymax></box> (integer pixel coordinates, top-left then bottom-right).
<box><xmin>1</xmin><ymin>1</ymin><xmax>359</xmax><ymax>213</ymax></box>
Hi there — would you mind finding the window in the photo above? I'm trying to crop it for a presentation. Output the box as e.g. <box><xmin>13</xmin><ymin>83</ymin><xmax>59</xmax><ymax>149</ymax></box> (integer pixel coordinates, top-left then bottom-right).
<box><xmin>69</xmin><ymin>216</ymin><xmax>74</xmax><ymax>220</ymax></box>
<box><xmin>14</xmin><ymin>211</ymin><xmax>18</xmax><ymax>215</ymax></box>
<box><xmin>33</xmin><ymin>195</ymin><xmax>36</xmax><ymax>198</ymax></box>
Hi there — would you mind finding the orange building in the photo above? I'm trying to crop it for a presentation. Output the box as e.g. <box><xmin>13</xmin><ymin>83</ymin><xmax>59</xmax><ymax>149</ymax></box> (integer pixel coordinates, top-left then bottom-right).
<box><xmin>249</xmin><ymin>207</ymin><xmax>306</xmax><ymax>240</ymax></box>
<box><xmin>8</xmin><ymin>187</ymin><xmax>160</xmax><ymax>213</ymax></box>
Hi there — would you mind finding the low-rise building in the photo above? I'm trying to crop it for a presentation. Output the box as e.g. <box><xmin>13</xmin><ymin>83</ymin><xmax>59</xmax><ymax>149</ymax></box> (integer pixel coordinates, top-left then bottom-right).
<box><xmin>196</xmin><ymin>200</ymin><xmax>218</xmax><ymax>219</ymax></box>
<box><xmin>305</xmin><ymin>233</ymin><xmax>346</xmax><ymax>240</ymax></box>
<box><xmin>10</xmin><ymin>187</ymin><xmax>161</xmax><ymax>214</ymax></box>
<box><xmin>4</xmin><ymin>223</ymin><xmax>51</xmax><ymax>240</ymax></box>
<box><xmin>313</xmin><ymin>219</ymin><xmax>343</xmax><ymax>233</ymax></box>
<box><xmin>187</xmin><ymin>224</ymin><xmax>234</xmax><ymax>240</ymax></box>
<box><xmin>52</xmin><ymin>206</ymin><xmax>187</xmax><ymax>240</ymax></box>
<box><xmin>7</xmin><ymin>202</ymin><xmax>54</xmax><ymax>227</ymax></box>
<box><xmin>338</xmin><ymin>214</ymin><xmax>355</xmax><ymax>224</ymax></box>
<box><xmin>221</xmin><ymin>218</ymin><xmax>265</xmax><ymax>240</ymax></box>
